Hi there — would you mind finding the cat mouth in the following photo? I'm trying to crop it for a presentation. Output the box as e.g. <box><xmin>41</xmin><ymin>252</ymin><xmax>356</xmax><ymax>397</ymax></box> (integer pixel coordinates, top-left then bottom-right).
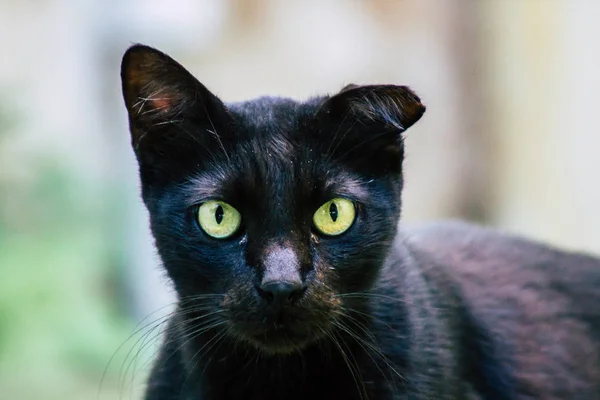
<box><xmin>245</xmin><ymin>327</ymin><xmax>324</xmax><ymax>354</ymax></box>
<box><xmin>224</xmin><ymin>296</ymin><xmax>339</xmax><ymax>354</ymax></box>
<box><xmin>233</xmin><ymin>319</ymin><xmax>329</xmax><ymax>354</ymax></box>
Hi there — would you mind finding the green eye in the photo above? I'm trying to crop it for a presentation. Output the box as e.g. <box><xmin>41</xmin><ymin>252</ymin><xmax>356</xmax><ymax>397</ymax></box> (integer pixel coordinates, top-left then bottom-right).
<box><xmin>313</xmin><ymin>198</ymin><xmax>356</xmax><ymax>236</ymax></box>
<box><xmin>197</xmin><ymin>200</ymin><xmax>242</xmax><ymax>239</ymax></box>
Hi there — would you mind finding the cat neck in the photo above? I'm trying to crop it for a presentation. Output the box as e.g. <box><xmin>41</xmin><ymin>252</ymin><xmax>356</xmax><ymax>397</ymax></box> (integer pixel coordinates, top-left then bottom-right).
<box><xmin>174</xmin><ymin>315</ymin><xmax>407</xmax><ymax>399</ymax></box>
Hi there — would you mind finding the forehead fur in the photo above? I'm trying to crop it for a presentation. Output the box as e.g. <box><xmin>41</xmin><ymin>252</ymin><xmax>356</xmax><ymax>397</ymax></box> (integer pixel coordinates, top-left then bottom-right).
<box><xmin>226</xmin><ymin>96</ymin><xmax>316</xmax><ymax>152</ymax></box>
<box><xmin>174</xmin><ymin>95</ymin><xmax>394</xmax><ymax>209</ymax></box>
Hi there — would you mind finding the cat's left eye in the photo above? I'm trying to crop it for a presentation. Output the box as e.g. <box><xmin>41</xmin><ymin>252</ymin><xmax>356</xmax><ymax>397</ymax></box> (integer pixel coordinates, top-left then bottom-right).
<box><xmin>197</xmin><ymin>200</ymin><xmax>242</xmax><ymax>239</ymax></box>
<box><xmin>313</xmin><ymin>198</ymin><xmax>356</xmax><ymax>236</ymax></box>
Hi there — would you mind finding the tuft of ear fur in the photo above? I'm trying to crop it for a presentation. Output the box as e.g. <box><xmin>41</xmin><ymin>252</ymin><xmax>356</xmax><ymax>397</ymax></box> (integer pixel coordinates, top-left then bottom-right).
<box><xmin>121</xmin><ymin>44</ymin><xmax>231</xmax><ymax>147</ymax></box>
<box><xmin>121</xmin><ymin>45</ymin><xmax>187</xmax><ymax>122</ymax></box>
<box><xmin>316</xmin><ymin>85</ymin><xmax>426</xmax><ymax>173</ymax></box>
<box><xmin>324</xmin><ymin>84</ymin><xmax>426</xmax><ymax>131</ymax></box>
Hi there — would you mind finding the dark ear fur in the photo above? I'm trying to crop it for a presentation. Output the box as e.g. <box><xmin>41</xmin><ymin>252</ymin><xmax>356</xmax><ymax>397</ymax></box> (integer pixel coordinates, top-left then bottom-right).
<box><xmin>324</xmin><ymin>84</ymin><xmax>425</xmax><ymax>131</ymax></box>
<box><xmin>317</xmin><ymin>84</ymin><xmax>426</xmax><ymax>171</ymax></box>
<box><xmin>121</xmin><ymin>44</ymin><xmax>232</xmax><ymax>185</ymax></box>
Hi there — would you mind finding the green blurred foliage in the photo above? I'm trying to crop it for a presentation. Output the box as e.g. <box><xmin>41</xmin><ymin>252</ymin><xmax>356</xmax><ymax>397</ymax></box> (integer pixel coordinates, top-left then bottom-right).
<box><xmin>0</xmin><ymin>103</ymin><xmax>147</xmax><ymax>399</ymax></box>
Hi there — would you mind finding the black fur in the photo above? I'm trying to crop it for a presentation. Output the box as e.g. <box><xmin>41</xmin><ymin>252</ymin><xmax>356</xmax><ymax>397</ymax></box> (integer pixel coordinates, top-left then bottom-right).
<box><xmin>120</xmin><ymin>44</ymin><xmax>600</xmax><ymax>399</ymax></box>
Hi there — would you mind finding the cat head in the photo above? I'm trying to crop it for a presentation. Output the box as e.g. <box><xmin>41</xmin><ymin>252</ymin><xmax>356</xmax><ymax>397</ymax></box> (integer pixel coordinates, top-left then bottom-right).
<box><xmin>121</xmin><ymin>44</ymin><xmax>425</xmax><ymax>354</ymax></box>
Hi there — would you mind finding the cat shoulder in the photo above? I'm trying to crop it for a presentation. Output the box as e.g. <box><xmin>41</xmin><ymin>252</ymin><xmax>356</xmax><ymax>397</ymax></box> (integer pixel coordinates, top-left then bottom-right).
<box><xmin>401</xmin><ymin>221</ymin><xmax>600</xmax><ymax>397</ymax></box>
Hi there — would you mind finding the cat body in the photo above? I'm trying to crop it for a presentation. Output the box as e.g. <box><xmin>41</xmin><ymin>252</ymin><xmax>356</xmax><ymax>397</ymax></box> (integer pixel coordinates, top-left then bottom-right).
<box><xmin>120</xmin><ymin>45</ymin><xmax>600</xmax><ymax>400</ymax></box>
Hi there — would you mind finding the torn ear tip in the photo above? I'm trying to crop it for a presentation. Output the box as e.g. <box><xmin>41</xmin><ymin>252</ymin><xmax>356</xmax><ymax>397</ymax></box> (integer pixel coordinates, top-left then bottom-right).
<box><xmin>341</xmin><ymin>83</ymin><xmax>359</xmax><ymax>92</ymax></box>
<box><xmin>403</xmin><ymin>87</ymin><xmax>426</xmax><ymax>110</ymax></box>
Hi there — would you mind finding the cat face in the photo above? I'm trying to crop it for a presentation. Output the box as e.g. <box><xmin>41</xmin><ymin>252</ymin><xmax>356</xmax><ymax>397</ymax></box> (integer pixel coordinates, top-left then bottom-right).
<box><xmin>121</xmin><ymin>45</ymin><xmax>425</xmax><ymax>354</ymax></box>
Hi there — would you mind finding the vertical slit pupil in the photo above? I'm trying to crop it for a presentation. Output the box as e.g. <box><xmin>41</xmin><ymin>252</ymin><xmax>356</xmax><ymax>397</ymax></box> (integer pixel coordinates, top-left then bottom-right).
<box><xmin>329</xmin><ymin>202</ymin><xmax>338</xmax><ymax>222</ymax></box>
<box><xmin>215</xmin><ymin>205</ymin><xmax>224</xmax><ymax>224</ymax></box>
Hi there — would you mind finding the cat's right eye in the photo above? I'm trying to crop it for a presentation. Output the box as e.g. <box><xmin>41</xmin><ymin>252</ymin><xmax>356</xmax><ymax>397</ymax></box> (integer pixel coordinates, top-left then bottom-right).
<box><xmin>197</xmin><ymin>200</ymin><xmax>242</xmax><ymax>239</ymax></box>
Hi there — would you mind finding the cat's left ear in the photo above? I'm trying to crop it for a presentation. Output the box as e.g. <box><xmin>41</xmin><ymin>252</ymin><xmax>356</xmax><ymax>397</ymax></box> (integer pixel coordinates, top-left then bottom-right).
<box><xmin>316</xmin><ymin>84</ymin><xmax>425</xmax><ymax>171</ymax></box>
<box><xmin>321</xmin><ymin>84</ymin><xmax>425</xmax><ymax>132</ymax></box>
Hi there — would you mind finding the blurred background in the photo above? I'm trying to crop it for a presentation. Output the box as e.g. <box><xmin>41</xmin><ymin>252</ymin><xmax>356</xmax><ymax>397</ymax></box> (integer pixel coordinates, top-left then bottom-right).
<box><xmin>1</xmin><ymin>0</ymin><xmax>599</xmax><ymax>399</ymax></box>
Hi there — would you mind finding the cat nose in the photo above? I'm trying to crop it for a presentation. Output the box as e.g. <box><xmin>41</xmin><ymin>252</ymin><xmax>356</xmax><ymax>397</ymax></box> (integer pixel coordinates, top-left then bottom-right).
<box><xmin>257</xmin><ymin>280</ymin><xmax>307</xmax><ymax>306</ymax></box>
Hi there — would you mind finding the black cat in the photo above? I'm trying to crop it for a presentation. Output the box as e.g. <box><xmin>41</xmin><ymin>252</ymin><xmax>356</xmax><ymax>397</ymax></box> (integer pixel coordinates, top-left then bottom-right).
<box><xmin>120</xmin><ymin>44</ymin><xmax>600</xmax><ymax>400</ymax></box>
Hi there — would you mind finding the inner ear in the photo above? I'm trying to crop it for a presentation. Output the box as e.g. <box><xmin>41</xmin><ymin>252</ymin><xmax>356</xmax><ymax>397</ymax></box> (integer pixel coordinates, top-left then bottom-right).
<box><xmin>321</xmin><ymin>84</ymin><xmax>426</xmax><ymax>131</ymax></box>
<box><xmin>315</xmin><ymin>85</ymin><xmax>425</xmax><ymax>172</ymax></box>
<box><xmin>120</xmin><ymin>44</ymin><xmax>234</xmax><ymax>186</ymax></box>
<box><xmin>121</xmin><ymin>44</ymin><xmax>231</xmax><ymax>148</ymax></box>
<box><xmin>121</xmin><ymin>45</ymin><xmax>192</xmax><ymax>123</ymax></box>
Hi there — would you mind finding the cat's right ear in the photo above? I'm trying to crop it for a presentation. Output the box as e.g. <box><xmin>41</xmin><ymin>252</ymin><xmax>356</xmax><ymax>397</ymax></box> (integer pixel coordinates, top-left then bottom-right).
<box><xmin>121</xmin><ymin>44</ymin><xmax>232</xmax><ymax>183</ymax></box>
